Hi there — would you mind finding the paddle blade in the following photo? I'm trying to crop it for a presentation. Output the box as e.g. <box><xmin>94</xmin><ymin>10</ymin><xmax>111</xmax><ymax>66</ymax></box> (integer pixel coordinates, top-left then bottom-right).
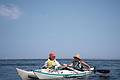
<box><xmin>96</xmin><ymin>69</ymin><xmax>110</xmax><ymax>74</ymax></box>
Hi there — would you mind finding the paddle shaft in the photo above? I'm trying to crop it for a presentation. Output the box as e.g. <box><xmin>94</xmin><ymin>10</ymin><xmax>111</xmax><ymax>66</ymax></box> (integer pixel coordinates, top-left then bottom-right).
<box><xmin>94</xmin><ymin>69</ymin><xmax>110</xmax><ymax>74</ymax></box>
<box><xmin>66</xmin><ymin>67</ymin><xmax>110</xmax><ymax>74</ymax></box>
<box><xmin>65</xmin><ymin>67</ymin><xmax>79</xmax><ymax>74</ymax></box>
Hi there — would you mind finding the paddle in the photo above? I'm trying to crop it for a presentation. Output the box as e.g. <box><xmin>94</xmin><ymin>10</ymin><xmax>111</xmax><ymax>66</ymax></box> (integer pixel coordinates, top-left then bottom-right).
<box><xmin>94</xmin><ymin>69</ymin><xmax>110</xmax><ymax>74</ymax></box>
<box><xmin>92</xmin><ymin>66</ymin><xmax>110</xmax><ymax>74</ymax></box>
<box><xmin>66</xmin><ymin>67</ymin><xmax>80</xmax><ymax>74</ymax></box>
<box><xmin>60</xmin><ymin>53</ymin><xmax>110</xmax><ymax>75</ymax></box>
<box><xmin>65</xmin><ymin>66</ymin><xmax>110</xmax><ymax>74</ymax></box>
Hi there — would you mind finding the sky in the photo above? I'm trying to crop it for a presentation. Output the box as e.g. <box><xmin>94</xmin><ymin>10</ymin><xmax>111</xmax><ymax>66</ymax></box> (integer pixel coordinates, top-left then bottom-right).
<box><xmin>0</xmin><ymin>0</ymin><xmax>120</xmax><ymax>59</ymax></box>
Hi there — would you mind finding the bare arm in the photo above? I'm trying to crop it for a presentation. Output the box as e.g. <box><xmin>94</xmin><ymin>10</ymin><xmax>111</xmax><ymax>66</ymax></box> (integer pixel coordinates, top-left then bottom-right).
<box><xmin>42</xmin><ymin>60</ymin><xmax>48</xmax><ymax>68</ymax></box>
<box><xmin>55</xmin><ymin>60</ymin><xmax>61</xmax><ymax>68</ymax></box>
<box><xmin>67</xmin><ymin>63</ymin><xmax>73</xmax><ymax>67</ymax></box>
<box><xmin>81</xmin><ymin>60</ymin><xmax>91</xmax><ymax>69</ymax></box>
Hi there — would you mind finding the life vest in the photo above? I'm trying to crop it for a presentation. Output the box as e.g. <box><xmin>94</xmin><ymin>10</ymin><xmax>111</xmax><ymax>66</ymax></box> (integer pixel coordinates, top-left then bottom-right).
<box><xmin>72</xmin><ymin>60</ymin><xmax>83</xmax><ymax>70</ymax></box>
<box><xmin>47</xmin><ymin>59</ymin><xmax>56</xmax><ymax>69</ymax></box>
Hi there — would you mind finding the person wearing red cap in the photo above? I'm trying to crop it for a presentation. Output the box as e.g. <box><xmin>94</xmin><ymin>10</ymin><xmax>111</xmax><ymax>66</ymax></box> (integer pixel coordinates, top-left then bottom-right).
<box><xmin>42</xmin><ymin>51</ymin><xmax>61</xmax><ymax>69</ymax></box>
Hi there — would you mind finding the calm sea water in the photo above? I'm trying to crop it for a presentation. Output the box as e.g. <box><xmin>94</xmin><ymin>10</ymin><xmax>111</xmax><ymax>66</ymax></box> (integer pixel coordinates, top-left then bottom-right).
<box><xmin>0</xmin><ymin>59</ymin><xmax>120</xmax><ymax>80</ymax></box>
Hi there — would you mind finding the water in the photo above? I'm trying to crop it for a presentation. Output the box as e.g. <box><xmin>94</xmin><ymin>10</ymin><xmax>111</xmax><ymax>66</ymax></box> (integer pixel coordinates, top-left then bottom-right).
<box><xmin>0</xmin><ymin>59</ymin><xmax>120</xmax><ymax>80</ymax></box>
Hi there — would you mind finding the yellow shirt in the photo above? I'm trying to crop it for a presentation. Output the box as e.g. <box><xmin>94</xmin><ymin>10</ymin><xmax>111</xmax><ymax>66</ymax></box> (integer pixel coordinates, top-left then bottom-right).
<box><xmin>47</xmin><ymin>59</ymin><xmax>56</xmax><ymax>69</ymax></box>
<box><xmin>42</xmin><ymin>59</ymin><xmax>61</xmax><ymax>69</ymax></box>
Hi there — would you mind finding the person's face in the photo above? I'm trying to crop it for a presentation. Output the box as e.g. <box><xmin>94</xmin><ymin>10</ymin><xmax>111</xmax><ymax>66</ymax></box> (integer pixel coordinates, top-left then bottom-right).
<box><xmin>50</xmin><ymin>56</ymin><xmax>56</xmax><ymax>60</ymax></box>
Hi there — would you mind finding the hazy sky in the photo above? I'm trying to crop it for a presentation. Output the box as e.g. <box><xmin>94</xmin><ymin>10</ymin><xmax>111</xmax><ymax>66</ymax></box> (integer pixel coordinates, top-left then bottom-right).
<box><xmin>0</xmin><ymin>0</ymin><xmax>120</xmax><ymax>59</ymax></box>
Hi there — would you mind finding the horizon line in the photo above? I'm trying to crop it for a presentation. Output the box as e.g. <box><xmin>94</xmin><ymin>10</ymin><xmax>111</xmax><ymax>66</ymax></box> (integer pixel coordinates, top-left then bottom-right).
<box><xmin>0</xmin><ymin>58</ymin><xmax>120</xmax><ymax>60</ymax></box>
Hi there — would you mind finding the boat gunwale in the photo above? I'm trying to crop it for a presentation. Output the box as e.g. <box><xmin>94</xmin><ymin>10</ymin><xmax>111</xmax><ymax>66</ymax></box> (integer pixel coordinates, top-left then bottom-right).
<box><xmin>33</xmin><ymin>69</ymin><xmax>87</xmax><ymax>77</ymax></box>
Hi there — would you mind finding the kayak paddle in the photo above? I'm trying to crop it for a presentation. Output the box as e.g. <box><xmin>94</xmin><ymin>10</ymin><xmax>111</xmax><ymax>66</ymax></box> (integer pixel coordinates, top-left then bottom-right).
<box><xmin>66</xmin><ymin>67</ymin><xmax>110</xmax><ymax>74</ymax></box>
<box><xmin>95</xmin><ymin>69</ymin><xmax>110</xmax><ymax>74</ymax></box>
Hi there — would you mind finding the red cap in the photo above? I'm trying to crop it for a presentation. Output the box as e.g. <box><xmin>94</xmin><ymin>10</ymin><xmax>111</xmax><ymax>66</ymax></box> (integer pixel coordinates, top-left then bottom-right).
<box><xmin>49</xmin><ymin>51</ymin><xmax>56</xmax><ymax>58</ymax></box>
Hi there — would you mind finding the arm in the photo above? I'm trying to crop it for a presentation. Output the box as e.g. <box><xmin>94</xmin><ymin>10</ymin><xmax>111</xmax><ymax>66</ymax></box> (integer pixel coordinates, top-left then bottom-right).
<box><xmin>67</xmin><ymin>63</ymin><xmax>73</xmax><ymax>67</ymax></box>
<box><xmin>81</xmin><ymin>60</ymin><xmax>91</xmax><ymax>69</ymax></box>
<box><xmin>54</xmin><ymin>60</ymin><xmax>61</xmax><ymax>68</ymax></box>
<box><xmin>42</xmin><ymin>60</ymin><xmax>48</xmax><ymax>69</ymax></box>
<box><xmin>63</xmin><ymin>60</ymin><xmax>74</xmax><ymax>67</ymax></box>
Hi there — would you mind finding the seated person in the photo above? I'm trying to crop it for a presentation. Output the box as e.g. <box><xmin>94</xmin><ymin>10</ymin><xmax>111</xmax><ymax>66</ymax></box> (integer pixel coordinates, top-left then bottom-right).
<box><xmin>42</xmin><ymin>51</ymin><xmax>61</xmax><ymax>69</ymax></box>
<box><xmin>65</xmin><ymin>53</ymin><xmax>91</xmax><ymax>71</ymax></box>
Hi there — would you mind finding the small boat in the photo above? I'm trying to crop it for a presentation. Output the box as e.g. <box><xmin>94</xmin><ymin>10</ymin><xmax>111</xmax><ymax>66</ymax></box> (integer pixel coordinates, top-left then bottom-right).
<box><xmin>16</xmin><ymin>68</ymin><xmax>38</xmax><ymax>80</ymax></box>
<box><xmin>34</xmin><ymin>68</ymin><xmax>94</xmax><ymax>79</ymax></box>
<box><xmin>16</xmin><ymin>67</ymin><xmax>94</xmax><ymax>80</ymax></box>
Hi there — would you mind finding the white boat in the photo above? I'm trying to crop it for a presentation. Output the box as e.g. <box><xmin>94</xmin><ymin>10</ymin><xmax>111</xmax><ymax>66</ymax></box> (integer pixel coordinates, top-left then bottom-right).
<box><xmin>34</xmin><ymin>68</ymin><xmax>94</xmax><ymax>79</ymax></box>
<box><xmin>16</xmin><ymin>68</ymin><xmax>38</xmax><ymax>80</ymax></box>
<box><xmin>16</xmin><ymin>67</ymin><xmax>94</xmax><ymax>80</ymax></box>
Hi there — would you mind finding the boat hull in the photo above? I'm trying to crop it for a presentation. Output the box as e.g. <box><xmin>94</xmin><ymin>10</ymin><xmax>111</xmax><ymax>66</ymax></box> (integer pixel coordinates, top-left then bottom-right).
<box><xmin>34</xmin><ymin>68</ymin><xmax>93</xmax><ymax>79</ymax></box>
<box><xmin>16</xmin><ymin>68</ymin><xmax>94</xmax><ymax>80</ymax></box>
<box><xmin>16</xmin><ymin>68</ymin><xmax>38</xmax><ymax>80</ymax></box>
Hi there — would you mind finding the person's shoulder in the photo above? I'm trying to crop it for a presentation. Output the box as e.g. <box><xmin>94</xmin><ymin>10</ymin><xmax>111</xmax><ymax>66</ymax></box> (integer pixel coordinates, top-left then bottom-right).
<box><xmin>45</xmin><ymin>59</ymin><xmax>49</xmax><ymax>62</ymax></box>
<box><xmin>54</xmin><ymin>59</ymin><xmax>58</xmax><ymax>62</ymax></box>
<box><xmin>55</xmin><ymin>59</ymin><xmax>60</xmax><ymax>63</ymax></box>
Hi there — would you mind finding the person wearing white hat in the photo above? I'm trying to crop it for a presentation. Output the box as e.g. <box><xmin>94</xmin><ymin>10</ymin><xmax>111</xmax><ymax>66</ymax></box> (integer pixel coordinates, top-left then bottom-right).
<box><xmin>67</xmin><ymin>53</ymin><xmax>91</xmax><ymax>71</ymax></box>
